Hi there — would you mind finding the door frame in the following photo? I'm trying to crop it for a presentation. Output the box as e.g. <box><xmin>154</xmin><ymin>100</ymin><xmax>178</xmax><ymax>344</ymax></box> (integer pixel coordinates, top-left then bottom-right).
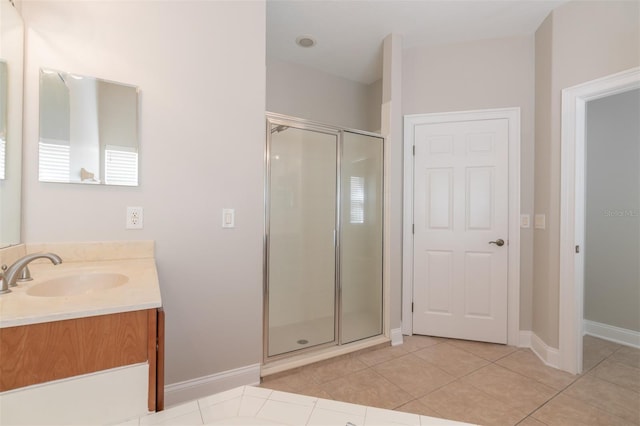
<box><xmin>558</xmin><ymin>67</ymin><xmax>640</xmax><ymax>374</ymax></box>
<box><xmin>402</xmin><ymin>108</ymin><xmax>521</xmax><ymax>346</ymax></box>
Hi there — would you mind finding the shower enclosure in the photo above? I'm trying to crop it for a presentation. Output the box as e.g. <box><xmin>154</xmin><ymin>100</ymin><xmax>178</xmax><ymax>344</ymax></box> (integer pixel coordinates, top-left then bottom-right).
<box><xmin>264</xmin><ymin>114</ymin><xmax>384</xmax><ymax>360</ymax></box>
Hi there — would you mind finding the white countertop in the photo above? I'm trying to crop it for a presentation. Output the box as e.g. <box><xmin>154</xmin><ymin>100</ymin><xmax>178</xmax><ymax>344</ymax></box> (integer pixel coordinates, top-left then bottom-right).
<box><xmin>0</xmin><ymin>258</ymin><xmax>162</xmax><ymax>328</ymax></box>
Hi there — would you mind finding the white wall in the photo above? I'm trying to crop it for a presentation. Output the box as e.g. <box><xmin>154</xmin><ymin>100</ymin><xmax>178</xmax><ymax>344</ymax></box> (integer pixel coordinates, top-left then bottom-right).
<box><xmin>381</xmin><ymin>33</ymin><xmax>403</xmax><ymax>332</ymax></box>
<box><xmin>21</xmin><ymin>0</ymin><xmax>266</xmax><ymax>388</ymax></box>
<box><xmin>403</xmin><ymin>35</ymin><xmax>536</xmax><ymax>330</ymax></box>
<box><xmin>267</xmin><ymin>57</ymin><xmax>381</xmax><ymax>132</ymax></box>
<box><xmin>584</xmin><ymin>88</ymin><xmax>640</xmax><ymax>332</ymax></box>
<box><xmin>533</xmin><ymin>0</ymin><xmax>640</xmax><ymax>348</ymax></box>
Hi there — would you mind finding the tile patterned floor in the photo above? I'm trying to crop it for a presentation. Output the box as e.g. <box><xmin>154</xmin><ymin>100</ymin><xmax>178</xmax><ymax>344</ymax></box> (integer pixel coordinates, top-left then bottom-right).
<box><xmin>116</xmin><ymin>385</ymin><xmax>469</xmax><ymax>425</ymax></box>
<box><xmin>260</xmin><ymin>335</ymin><xmax>640</xmax><ymax>426</ymax></box>
<box><xmin>118</xmin><ymin>335</ymin><xmax>639</xmax><ymax>426</ymax></box>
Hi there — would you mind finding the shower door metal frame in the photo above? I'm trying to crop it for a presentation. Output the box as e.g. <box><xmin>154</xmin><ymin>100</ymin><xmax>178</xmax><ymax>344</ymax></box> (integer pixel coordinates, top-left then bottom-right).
<box><xmin>263</xmin><ymin>112</ymin><xmax>385</xmax><ymax>363</ymax></box>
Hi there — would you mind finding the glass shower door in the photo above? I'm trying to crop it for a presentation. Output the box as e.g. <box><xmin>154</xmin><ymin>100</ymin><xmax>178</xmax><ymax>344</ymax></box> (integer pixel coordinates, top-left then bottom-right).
<box><xmin>340</xmin><ymin>131</ymin><xmax>384</xmax><ymax>344</ymax></box>
<box><xmin>267</xmin><ymin>124</ymin><xmax>338</xmax><ymax>357</ymax></box>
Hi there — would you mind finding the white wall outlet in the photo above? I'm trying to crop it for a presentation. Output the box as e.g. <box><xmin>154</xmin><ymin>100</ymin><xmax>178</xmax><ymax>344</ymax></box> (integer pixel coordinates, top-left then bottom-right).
<box><xmin>520</xmin><ymin>214</ymin><xmax>530</xmax><ymax>229</ymax></box>
<box><xmin>222</xmin><ymin>208</ymin><xmax>235</xmax><ymax>228</ymax></box>
<box><xmin>126</xmin><ymin>206</ymin><xmax>144</xmax><ymax>229</ymax></box>
<box><xmin>534</xmin><ymin>213</ymin><xmax>546</xmax><ymax>230</ymax></box>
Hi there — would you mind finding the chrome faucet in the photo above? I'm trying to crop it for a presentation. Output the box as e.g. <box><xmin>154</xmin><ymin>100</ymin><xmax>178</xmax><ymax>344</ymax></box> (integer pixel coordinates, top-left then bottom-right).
<box><xmin>0</xmin><ymin>253</ymin><xmax>63</xmax><ymax>294</ymax></box>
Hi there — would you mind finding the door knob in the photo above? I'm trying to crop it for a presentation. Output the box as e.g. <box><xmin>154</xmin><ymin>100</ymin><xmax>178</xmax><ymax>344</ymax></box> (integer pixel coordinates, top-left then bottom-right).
<box><xmin>489</xmin><ymin>239</ymin><xmax>505</xmax><ymax>247</ymax></box>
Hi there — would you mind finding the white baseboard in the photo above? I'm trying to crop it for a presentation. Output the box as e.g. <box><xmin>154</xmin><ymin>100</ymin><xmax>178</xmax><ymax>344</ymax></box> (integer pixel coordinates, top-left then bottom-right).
<box><xmin>584</xmin><ymin>320</ymin><xmax>640</xmax><ymax>349</ymax></box>
<box><xmin>164</xmin><ymin>364</ymin><xmax>260</xmax><ymax>408</ymax></box>
<box><xmin>390</xmin><ymin>328</ymin><xmax>404</xmax><ymax>346</ymax></box>
<box><xmin>529</xmin><ymin>332</ymin><xmax>560</xmax><ymax>369</ymax></box>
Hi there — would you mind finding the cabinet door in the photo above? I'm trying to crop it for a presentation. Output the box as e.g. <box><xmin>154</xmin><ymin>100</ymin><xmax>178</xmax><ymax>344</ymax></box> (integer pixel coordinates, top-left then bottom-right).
<box><xmin>0</xmin><ymin>310</ymin><xmax>148</xmax><ymax>392</ymax></box>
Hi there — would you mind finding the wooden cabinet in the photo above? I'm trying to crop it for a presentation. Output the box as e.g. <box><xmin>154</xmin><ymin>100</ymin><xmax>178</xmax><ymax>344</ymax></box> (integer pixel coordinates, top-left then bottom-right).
<box><xmin>0</xmin><ymin>308</ymin><xmax>164</xmax><ymax>412</ymax></box>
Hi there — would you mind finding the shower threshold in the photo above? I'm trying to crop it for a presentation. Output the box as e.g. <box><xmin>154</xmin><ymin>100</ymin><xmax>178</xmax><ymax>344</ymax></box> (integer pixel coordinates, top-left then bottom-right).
<box><xmin>261</xmin><ymin>334</ymin><xmax>389</xmax><ymax>378</ymax></box>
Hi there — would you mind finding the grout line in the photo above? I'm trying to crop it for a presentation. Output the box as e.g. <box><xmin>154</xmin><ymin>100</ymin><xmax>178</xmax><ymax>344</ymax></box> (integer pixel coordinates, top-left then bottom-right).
<box><xmin>303</xmin><ymin>400</ymin><xmax>318</xmax><ymax>426</ymax></box>
<box><xmin>198</xmin><ymin>401</ymin><xmax>205</xmax><ymax>425</ymax></box>
<box><xmin>515</xmin><ymin>414</ymin><xmax>549</xmax><ymax>425</ymax></box>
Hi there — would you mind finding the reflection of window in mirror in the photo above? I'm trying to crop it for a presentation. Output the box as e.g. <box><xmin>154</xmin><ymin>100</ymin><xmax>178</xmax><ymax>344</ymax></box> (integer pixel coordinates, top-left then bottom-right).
<box><xmin>104</xmin><ymin>145</ymin><xmax>138</xmax><ymax>186</ymax></box>
<box><xmin>0</xmin><ymin>60</ymin><xmax>7</xmax><ymax>180</ymax></box>
<box><xmin>350</xmin><ymin>176</ymin><xmax>365</xmax><ymax>224</ymax></box>
<box><xmin>38</xmin><ymin>68</ymin><xmax>139</xmax><ymax>186</ymax></box>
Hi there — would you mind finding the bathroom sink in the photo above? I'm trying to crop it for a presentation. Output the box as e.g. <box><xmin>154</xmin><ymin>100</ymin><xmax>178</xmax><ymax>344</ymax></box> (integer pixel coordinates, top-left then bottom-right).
<box><xmin>26</xmin><ymin>273</ymin><xmax>129</xmax><ymax>297</ymax></box>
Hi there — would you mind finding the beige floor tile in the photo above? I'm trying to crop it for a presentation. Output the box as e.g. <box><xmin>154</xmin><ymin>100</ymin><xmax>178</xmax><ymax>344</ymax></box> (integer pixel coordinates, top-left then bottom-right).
<box><xmin>260</xmin><ymin>370</ymin><xmax>317</xmax><ymax>393</ymax></box>
<box><xmin>590</xmin><ymin>358</ymin><xmax>640</xmax><ymax>393</ymax></box>
<box><xmin>562</xmin><ymin>374</ymin><xmax>640</xmax><ymax>424</ymax></box>
<box><xmin>357</xmin><ymin>344</ymin><xmax>410</xmax><ymax>366</ymax></box>
<box><xmin>584</xmin><ymin>335</ymin><xmax>622</xmax><ymax>354</ymax></box>
<box><xmin>610</xmin><ymin>345</ymin><xmax>640</xmax><ymax>369</ymax></box>
<box><xmin>517</xmin><ymin>417</ymin><xmax>548</xmax><ymax>426</ymax></box>
<box><xmin>293</xmin><ymin>384</ymin><xmax>334</xmax><ymax>400</ymax></box>
<box><xmin>459</xmin><ymin>364</ymin><xmax>557</xmax><ymax>414</ymax></box>
<box><xmin>447</xmin><ymin>339</ymin><xmax>518</xmax><ymax>362</ymax></box>
<box><xmin>395</xmin><ymin>399</ymin><xmax>447</xmax><ymax>419</ymax></box>
<box><xmin>413</xmin><ymin>343</ymin><xmax>490</xmax><ymax>377</ymax></box>
<box><xmin>372</xmin><ymin>353</ymin><xmax>456</xmax><ymax>398</ymax></box>
<box><xmin>496</xmin><ymin>350</ymin><xmax>577</xmax><ymax>390</ymax></box>
<box><xmin>399</xmin><ymin>335</ymin><xmax>445</xmax><ymax>353</ymax></box>
<box><xmin>417</xmin><ymin>380</ymin><xmax>528</xmax><ymax>426</ymax></box>
<box><xmin>301</xmin><ymin>355</ymin><xmax>369</xmax><ymax>384</ymax></box>
<box><xmin>583</xmin><ymin>336</ymin><xmax>622</xmax><ymax>372</ymax></box>
<box><xmin>583</xmin><ymin>350</ymin><xmax>609</xmax><ymax>373</ymax></box>
<box><xmin>318</xmin><ymin>369</ymin><xmax>413</xmax><ymax>410</ymax></box>
<box><xmin>531</xmin><ymin>393</ymin><xmax>631</xmax><ymax>426</ymax></box>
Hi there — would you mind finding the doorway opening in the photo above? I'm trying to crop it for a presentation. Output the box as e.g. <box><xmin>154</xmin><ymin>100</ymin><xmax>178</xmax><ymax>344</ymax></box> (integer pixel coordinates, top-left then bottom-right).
<box><xmin>559</xmin><ymin>67</ymin><xmax>640</xmax><ymax>374</ymax></box>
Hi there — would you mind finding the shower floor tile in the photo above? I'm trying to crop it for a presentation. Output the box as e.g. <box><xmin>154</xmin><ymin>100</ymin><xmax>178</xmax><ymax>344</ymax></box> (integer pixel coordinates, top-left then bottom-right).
<box><xmin>267</xmin><ymin>311</ymin><xmax>381</xmax><ymax>357</ymax></box>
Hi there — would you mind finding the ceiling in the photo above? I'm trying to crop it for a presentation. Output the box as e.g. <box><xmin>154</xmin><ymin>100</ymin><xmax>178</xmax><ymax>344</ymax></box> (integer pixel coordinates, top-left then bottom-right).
<box><xmin>267</xmin><ymin>0</ymin><xmax>565</xmax><ymax>85</ymax></box>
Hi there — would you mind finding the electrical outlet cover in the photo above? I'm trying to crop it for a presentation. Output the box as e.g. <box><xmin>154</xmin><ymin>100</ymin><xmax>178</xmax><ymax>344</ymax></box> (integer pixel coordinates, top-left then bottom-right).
<box><xmin>126</xmin><ymin>206</ymin><xmax>144</xmax><ymax>229</ymax></box>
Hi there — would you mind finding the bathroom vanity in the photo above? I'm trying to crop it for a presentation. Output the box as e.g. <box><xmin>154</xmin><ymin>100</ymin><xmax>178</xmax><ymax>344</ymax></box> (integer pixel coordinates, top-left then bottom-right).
<box><xmin>0</xmin><ymin>241</ymin><xmax>163</xmax><ymax>425</ymax></box>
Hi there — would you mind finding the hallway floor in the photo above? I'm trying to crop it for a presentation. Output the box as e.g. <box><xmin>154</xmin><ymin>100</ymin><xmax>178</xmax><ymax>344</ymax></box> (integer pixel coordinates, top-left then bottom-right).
<box><xmin>260</xmin><ymin>335</ymin><xmax>640</xmax><ymax>425</ymax></box>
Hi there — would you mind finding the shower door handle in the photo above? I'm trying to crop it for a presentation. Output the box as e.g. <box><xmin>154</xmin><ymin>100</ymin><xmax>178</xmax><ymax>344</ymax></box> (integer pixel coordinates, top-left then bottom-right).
<box><xmin>333</xmin><ymin>229</ymin><xmax>337</xmax><ymax>247</ymax></box>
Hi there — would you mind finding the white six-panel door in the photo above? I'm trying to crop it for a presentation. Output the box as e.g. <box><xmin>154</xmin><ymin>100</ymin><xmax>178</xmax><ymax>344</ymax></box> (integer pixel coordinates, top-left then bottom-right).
<box><xmin>412</xmin><ymin>118</ymin><xmax>509</xmax><ymax>344</ymax></box>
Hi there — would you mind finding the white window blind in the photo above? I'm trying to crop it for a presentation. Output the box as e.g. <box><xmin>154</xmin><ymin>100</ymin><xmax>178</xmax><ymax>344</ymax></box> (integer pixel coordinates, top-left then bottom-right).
<box><xmin>39</xmin><ymin>141</ymin><xmax>70</xmax><ymax>182</ymax></box>
<box><xmin>104</xmin><ymin>147</ymin><xmax>138</xmax><ymax>186</ymax></box>
<box><xmin>350</xmin><ymin>176</ymin><xmax>365</xmax><ymax>224</ymax></box>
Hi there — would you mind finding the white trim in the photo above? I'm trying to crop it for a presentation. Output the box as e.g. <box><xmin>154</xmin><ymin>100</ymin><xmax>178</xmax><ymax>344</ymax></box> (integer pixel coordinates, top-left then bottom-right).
<box><xmin>164</xmin><ymin>364</ymin><xmax>261</xmax><ymax>408</ymax></box>
<box><xmin>402</xmin><ymin>108</ymin><xmax>521</xmax><ymax>345</ymax></box>
<box><xmin>584</xmin><ymin>320</ymin><xmax>640</xmax><ymax>349</ymax></box>
<box><xmin>559</xmin><ymin>67</ymin><xmax>640</xmax><ymax>374</ymax></box>
<box><xmin>530</xmin><ymin>332</ymin><xmax>560</xmax><ymax>369</ymax></box>
<box><xmin>382</xmin><ymin>100</ymin><xmax>392</xmax><ymax>349</ymax></box>
<box><xmin>390</xmin><ymin>328</ymin><xmax>404</xmax><ymax>346</ymax></box>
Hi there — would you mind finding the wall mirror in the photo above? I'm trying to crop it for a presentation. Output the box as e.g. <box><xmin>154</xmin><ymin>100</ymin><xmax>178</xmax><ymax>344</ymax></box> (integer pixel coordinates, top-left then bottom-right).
<box><xmin>39</xmin><ymin>69</ymin><xmax>139</xmax><ymax>186</ymax></box>
<box><xmin>0</xmin><ymin>0</ymin><xmax>24</xmax><ymax>248</ymax></box>
<box><xmin>0</xmin><ymin>60</ymin><xmax>7</xmax><ymax>180</ymax></box>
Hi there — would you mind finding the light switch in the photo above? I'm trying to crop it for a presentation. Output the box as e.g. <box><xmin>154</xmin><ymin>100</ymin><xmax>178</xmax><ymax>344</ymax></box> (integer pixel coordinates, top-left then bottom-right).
<box><xmin>520</xmin><ymin>214</ymin><xmax>530</xmax><ymax>229</ymax></box>
<box><xmin>222</xmin><ymin>208</ymin><xmax>235</xmax><ymax>228</ymax></box>
<box><xmin>534</xmin><ymin>213</ymin><xmax>546</xmax><ymax>230</ymax></box>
